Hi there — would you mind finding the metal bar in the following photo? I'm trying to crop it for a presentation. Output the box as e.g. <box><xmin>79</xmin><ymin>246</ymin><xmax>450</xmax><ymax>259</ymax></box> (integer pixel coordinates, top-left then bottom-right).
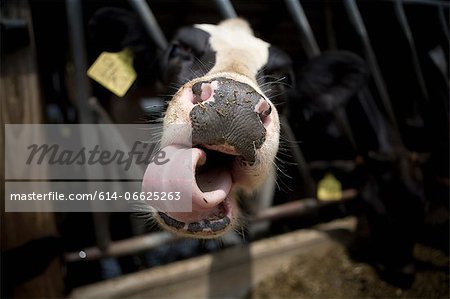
<box><xmin>395</xmin><ymin>0</ymin><xmax>429</xmax><ymax>102</ymax></box>
<box><xmin>65</xmin><ymin>0</ymin><xmax>93</xmax><ymax>123</ymax></box>
<box><xmin>251</xmin><ymin>189</ymin><xmax>358</xmax><ymax>223</ymax></box>
<box><xmin>382</xmin><ymin>0</ymin><xmax>450</xmax><ymax>7</ymax></box>
<box><xmin>128</xmin><ymin>0</ymin><xmax>168</xmax><ymax>50</ymax></box>
<box><xmin>64</xmin><ymin>190</ymin><xmax>358</xmax><ymax>263</ymax></box>
<box><xmin>213</xmin><ymin>0</ymin><xmax>237</xmax><ymax>19</ymax></box>
<box><xmin>65</xmin><ymin>232</ymin><xmax>176</xmax><ymax>262</ymax></box>
<box><xmin>324</xmin><ymin>0</ymin><xmax>337</xmax><ymax>50</ymax></box>
<box><xmin>438</xmin><ymin>6</ymin><xmax>449</xmax><ymax>40</ymax></box>
<box><xmin>284</xmin><ymin>0</ymin><xmax>320</xmax><ymax>58</ymax></box>
<box><xmin>66</xmin><ymin>0</ymin><xmax>113</xmax><ymax>252</ymax></box>
<box><xmin>343</xmin><ymin>0</ymin><xmax>403</xmax><ymax>145</ymax></box>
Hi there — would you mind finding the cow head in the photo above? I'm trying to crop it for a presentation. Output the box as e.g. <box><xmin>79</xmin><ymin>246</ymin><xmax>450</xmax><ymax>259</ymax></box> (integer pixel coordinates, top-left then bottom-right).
<box><xmin>141</xmin><ymin>18</ymin><xmax>293</xmax><ymax>238</ymax></box>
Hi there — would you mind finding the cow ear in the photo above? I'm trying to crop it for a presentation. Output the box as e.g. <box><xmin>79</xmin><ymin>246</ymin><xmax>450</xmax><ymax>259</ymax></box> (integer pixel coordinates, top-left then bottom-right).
<box><xmin>159</xmin><ymin>27</ymin><xmax>215</xmax><ymax>86</ymax></box>
<box><xmin>88</xmin><ymin>7</ymin><xmax>139</xmax><ymax>52</ymax></box>
<box><xmin>88</xmin><ymin>7</ymin><xmax>159</xmax><ymax>83</ymax></box>
<box><xmin>296</xmin><ymin>51</ymin><xmax>368</xmax><ymax>112</ymax></box>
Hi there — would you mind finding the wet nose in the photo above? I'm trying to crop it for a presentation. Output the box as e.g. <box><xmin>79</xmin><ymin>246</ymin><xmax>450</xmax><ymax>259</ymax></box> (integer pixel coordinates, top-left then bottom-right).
<box><xmin>190</xmin><ymin>77</ymin><xmax>271</xmax><ymax>163</ymax></box>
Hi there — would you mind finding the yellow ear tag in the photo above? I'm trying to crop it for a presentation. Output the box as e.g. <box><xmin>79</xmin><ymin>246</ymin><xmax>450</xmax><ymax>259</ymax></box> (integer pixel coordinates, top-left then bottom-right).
<box><xmin>317</xmin><ymin>173</ymin><xmax>343</xmax><ymax>201</ymax></box>
<box><xmin>87</xmin><ymin>48</ymin><xmax>137</xmax><ymax>97</ymax></box>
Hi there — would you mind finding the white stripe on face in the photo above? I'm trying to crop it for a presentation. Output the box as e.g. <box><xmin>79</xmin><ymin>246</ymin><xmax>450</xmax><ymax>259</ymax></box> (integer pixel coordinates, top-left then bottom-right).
<box><xmin>195</xmin><ymin>19</ymin><xmax>270</xmax><ymax>81</ymax></box>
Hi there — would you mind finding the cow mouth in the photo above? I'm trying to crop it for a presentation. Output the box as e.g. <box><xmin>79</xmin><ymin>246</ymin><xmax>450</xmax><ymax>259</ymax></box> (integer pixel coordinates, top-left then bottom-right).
<box><xmin>143</xmin><ymin>145</ymin><xmax>240</xmax><ymax>237</ymax></box>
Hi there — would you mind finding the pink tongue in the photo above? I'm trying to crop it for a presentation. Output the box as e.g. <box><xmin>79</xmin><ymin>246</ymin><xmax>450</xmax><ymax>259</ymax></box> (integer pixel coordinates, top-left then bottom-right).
<box><xmin>142</xmin><ymin>145</ymin><xmax>232</xmax><ymax>213</ymax></box>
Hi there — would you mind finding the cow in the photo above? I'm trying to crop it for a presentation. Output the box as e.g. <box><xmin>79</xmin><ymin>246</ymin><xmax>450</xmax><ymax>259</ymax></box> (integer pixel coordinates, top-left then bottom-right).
<box><xmin>142</xmin><ymin>18</ymin><xmax>285</xmax><ymax>238</ymax></box>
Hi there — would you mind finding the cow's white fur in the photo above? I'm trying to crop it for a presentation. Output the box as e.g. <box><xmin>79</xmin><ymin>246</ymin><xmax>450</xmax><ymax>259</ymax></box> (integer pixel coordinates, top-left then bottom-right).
<box><xmin>195</xmin><ymin>19</ymin><xmax>270</xmax><ymax>83</ymax></box>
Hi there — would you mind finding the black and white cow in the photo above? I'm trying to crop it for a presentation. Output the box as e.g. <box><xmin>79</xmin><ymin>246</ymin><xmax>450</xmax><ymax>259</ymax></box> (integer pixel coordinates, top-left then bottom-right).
<box><xmin>143</xmin><ymin>18</ymin><xmax>285</xmax><ymax>238</ymax></box>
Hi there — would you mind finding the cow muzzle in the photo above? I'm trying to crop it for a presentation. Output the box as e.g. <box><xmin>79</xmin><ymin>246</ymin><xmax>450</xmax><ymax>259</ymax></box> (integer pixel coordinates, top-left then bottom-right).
<box><xmin>143</xmin><ymin>76</ymin><xmax>276</xmax><ymax>238</ymax></box>
<box><xmin>190</xmin><ymin>77</ymin><xmax>271</xmax><ymax>163</ymax></box>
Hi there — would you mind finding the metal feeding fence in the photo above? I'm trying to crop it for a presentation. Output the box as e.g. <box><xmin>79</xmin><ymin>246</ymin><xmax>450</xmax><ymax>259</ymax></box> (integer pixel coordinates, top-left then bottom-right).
<box><xmin>2</xmin><ymin>0</ymin><xmax>448</xmax><ymax>297</ymax></box>
<box><xmin>63</xmin><ymin>0</ymin><xmax>448</xmax><ymax>255</ymax></box>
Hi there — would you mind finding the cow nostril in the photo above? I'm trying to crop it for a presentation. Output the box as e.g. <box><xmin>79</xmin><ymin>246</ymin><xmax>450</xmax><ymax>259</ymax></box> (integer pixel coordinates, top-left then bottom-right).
<box><xmin>260</xmin><ymin>104</ymin><xmax>271</xmax><ymax>117</ymax></box>
<box><xmin>192</xmin><ymin>81</ymin><xmax>218</xmax><ymax>104</ymax></box>
<box><xmin>200</xmin><ymin>84</ymin><xmax>213</xmax><ymax>101</ymax></box>
<box><xmin>255</xmin><ymin>98</ymin><xmax>272</xmax><ymax>123</ymax></box>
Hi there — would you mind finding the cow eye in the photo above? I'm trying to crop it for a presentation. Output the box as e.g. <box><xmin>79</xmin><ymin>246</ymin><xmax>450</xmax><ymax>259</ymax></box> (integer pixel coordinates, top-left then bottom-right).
<box><xmin>168</xmin><ymin>42</ymin><xmax>193</xmax><ymax>60</ymax></box>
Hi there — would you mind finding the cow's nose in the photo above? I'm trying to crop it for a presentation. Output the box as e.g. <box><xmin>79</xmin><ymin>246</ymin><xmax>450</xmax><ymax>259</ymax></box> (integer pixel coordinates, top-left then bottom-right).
<box><xmin>189</xmin><ymin>77</ymin><xmax>271</xmax><ymax>163</ymax></box>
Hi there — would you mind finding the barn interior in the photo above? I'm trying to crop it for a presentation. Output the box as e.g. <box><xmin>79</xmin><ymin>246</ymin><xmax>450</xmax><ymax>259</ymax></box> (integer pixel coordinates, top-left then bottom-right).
<box><xmin>1</xmin><ymin>0</ymin><xmax>449</xmax><ymax>298</ymax></box>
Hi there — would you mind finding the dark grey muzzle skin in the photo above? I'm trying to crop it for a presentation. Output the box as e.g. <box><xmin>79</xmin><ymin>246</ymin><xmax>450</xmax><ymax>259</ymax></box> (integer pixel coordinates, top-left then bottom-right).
<box><xmin>190</xmin><ymin>77</ymin><xmax>269</xmax><ymax>164</ymax></box>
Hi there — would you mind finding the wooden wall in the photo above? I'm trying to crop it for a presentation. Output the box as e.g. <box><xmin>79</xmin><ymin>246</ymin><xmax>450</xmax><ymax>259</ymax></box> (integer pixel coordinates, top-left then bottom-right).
<box><xmin>1</xmin><ymin>0</ymin><xmax>64</xmax><ymax>297</ymax></box>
